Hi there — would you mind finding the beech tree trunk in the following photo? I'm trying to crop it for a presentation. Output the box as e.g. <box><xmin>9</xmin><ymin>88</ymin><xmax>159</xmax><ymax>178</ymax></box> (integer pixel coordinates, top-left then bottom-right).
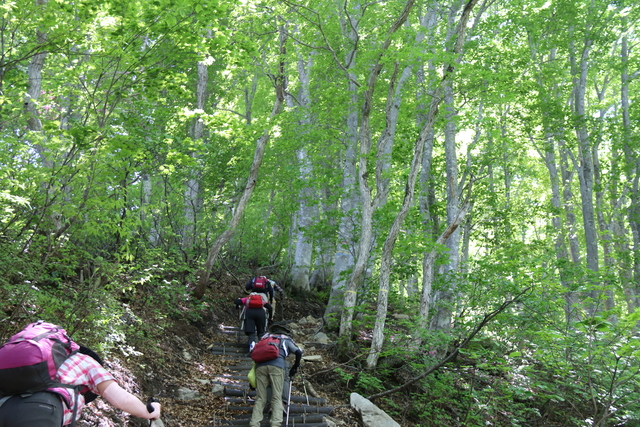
<box><xmin>182</xmin><ymin>60</ymin><xmax>208</xmax><ymax>253</ymax></box>
<box><xmin>531</xmin><ymin>45</ymin><xmax>580</xmax><ymax>324</ymax></box>
<box><xmin>620</xmin><ymin>29</ymin><xmax>640</xmax><ymax>310</ymax></box>
<box><xmin>290</xmin><ymin>49</ymin><xmax>315</xmax><ymax>292</ymax></box>
<box><xmin>23</xmin><ymin>0</ymin><xmax>68</xmax><ymax>244</ymax></box>
<box><xmin>431</xmin><ymin>0</ymin><xmax>466</xmax><ymax>331</ymax></box>
<box><xmin>324</xmin><ymin>6</ymin><xmax>360</xmax><ymax>326</ymax></box>
<box><xmin>338</xmin><ymin>0</ymin><xmax>415</xmax><ymax>341</ymax></box>
<box><xmin>368</xmin><ymin>0</ymin><xmax>479</xmax><ymax>362</ymax></box>
<box><xmin>569</xmin><ymin>34</ymin><xmax>601</xmax><ymax>316</ymax></box>
<box><xmin>194</xmin><ymin>24</ymin><xmax>287</xmax><ymax>299</ymax></box>
<box><xmin>366</xmin><ymin>62</ymin><xmax>425</xmax><ymax>368</ymax></box>
<box><xmin>417</xmin><ymin>1</ymin><xmax>440</xmax><ymax>323</ymax></box>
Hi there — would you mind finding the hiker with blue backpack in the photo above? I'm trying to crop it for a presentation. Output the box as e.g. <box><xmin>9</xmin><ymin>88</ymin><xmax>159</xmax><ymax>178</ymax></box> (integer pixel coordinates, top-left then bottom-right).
<box><xmin>248</xmin><ymin>322</ymin><xmax>302</xmax><ymax>427</ymax></box>
<box><xmin>0</xmin><ymin>321</ymin><xmax>161</xmax><ymax>426</ymax></box>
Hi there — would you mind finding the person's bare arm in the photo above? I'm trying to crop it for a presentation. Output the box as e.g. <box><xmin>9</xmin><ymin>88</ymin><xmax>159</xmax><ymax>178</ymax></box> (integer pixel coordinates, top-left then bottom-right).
<box><xmin>99</xmin><ymin>381</ymin><xmax>161</xmax><ymax>420</ymax></box>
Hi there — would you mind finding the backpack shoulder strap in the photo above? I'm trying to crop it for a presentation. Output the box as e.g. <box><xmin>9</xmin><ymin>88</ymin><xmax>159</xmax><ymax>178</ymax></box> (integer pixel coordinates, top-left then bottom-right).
<box><xmin>0</xmin><ymin>396</ymin><xmax>11</xmax><ymax>409</ymax></box>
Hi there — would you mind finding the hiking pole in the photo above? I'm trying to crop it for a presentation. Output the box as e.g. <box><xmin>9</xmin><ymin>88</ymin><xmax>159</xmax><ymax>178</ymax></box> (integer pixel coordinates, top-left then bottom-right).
<box><xmin>147</xmin><ymin>398</ymin><xmax>164</xmax><ymax>427</ymax></box>
<box><xmin>285</xmin><ymin>378</ymin><xmax>293</xmax><ymax>427</ymax></box>
<box><xmin>239</xmin><ymin>306</ymin><xmax>246</xmax><ymax>333</ymax></box>
<box><xmin>300</xmin><ymin>365</ymin><xmax>310</xmax><ymax>406</ymax></box>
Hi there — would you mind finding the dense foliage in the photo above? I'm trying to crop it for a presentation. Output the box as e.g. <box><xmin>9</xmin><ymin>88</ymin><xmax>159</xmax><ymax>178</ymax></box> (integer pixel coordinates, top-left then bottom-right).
<box><xmin>1</xmin><ymin>0</ymin><xmax>640</xmax><ymax>425</ymax></box>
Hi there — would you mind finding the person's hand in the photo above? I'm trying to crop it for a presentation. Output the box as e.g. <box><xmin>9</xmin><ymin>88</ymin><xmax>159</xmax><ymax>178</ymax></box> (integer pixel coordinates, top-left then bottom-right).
<box><xmin>147</xmin><ymin>401</ymin><xmax>161</xmax><ymax>420</ymax></box>
<box><xmin>289</xmin><ymin>366</ymin><xmax>298</xmax><ymax>378</ymax></box>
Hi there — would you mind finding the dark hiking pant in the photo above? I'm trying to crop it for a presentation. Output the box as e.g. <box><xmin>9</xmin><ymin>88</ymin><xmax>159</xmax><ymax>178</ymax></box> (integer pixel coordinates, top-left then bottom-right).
<box><xmin>244</xmin><ymin>307</ymin><xmax>267</xmax><ymax>349</ymax></box>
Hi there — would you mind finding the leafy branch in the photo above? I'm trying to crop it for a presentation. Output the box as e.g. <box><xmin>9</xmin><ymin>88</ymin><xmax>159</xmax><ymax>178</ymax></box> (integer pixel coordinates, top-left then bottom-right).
<box><xmin>367</xmin><ymin>285</ymin><xmax>534</xmax><ymax>402</ymax></box>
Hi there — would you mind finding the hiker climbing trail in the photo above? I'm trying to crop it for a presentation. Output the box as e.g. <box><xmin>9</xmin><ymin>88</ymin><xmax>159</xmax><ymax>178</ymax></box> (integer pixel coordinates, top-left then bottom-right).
<box><xmin>204</xmin><ymin>325</ymin><xmax>336</xmax><ymax>427</ymax></box>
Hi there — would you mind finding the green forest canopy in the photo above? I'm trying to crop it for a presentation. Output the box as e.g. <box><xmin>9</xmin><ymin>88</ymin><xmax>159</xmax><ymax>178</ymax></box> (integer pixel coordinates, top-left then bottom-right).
<box><xmin>1</xmin><ymin>0</ymin><xmax>640</xmax><ymax>425</ymax></box>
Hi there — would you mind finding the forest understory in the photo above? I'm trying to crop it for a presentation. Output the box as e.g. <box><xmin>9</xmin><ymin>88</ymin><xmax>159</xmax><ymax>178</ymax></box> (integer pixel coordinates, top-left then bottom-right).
<box><xmin>66</xmin><ymin>274</ymin><xmax>576</xmax><ymax>427</ymax></box>
<box><xmin>73</xmin><ymin>276</ymin><xmax>363</xmax><ymax>427</ymax></box>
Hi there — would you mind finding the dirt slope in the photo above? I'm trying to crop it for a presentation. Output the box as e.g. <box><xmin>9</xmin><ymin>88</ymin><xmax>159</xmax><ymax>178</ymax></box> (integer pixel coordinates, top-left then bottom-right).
<box><xmin>77</xmin><ymin>279</ymin><xmax>361</xmax><ymax>427</ymax></box>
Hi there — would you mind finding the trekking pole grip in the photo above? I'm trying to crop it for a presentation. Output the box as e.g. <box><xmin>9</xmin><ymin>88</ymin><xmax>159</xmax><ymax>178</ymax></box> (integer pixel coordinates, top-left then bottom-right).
<box><xmin>147</xmin><ymin>397</ymin><xmax>159</xmax><ymax>413</ymax></box>
<box><xmin>146</xmin><ymin>398</ymin><xmax>159</xmax><ymax>427</ymax></box>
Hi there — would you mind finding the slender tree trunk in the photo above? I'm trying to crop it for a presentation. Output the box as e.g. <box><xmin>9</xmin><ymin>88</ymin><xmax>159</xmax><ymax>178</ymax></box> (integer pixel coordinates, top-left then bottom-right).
<box><xmin>620</xmin><ymin>29</ymin><xmax>640</xmax><ymax>310</ymax></box>
<box><xmin>290</xmin><ymin>146</ymin><xmax>316</xmax><ymax>292</ymax></box>
<box><xmin>338</xmin><ymin>0</ymin><xmax>416</xmax><ymax>341</ymax></box>
<box><xmin>310</xmin><ymin>186</ymin><xmax>336</xmax><ymax>289</ymax></box>
<box><xmin>194</xmin><ymin>23</ymin><xmax>288</xmax><ymax>299</ymax></box>
<box><xmin>23</xmin><ymin>0</ymin><xmax>68</xmax><ymax>247</ymax></box>
<box><xmin>290</xmin><ymin>49</ymin><xmax>315</xmax><ymax>292</ymax></box>
<box><xmin>459</xmin><ymin>102</ymin><xmax>482</xmax><ymax>275</ymax></box>
<box><xmin>532</xmin><ymin>46</ymin><xmax>580</xmax><ymax>324</ymax></box>
<box><xmin>431</xmin><ymin>0</ymin><xmax>467</xmax><ymax>331</ymax></box>
<box><xmin>141</xmin><ymin>173</ymin><xmax>160</xmax><ymax>246</ymax></box>
<box><xmin>182</xmin><ymin>59</ymin><xmax>208</xmax><ymax>254</ymax></box>
<box><xmin>593</xmin><ymin>83</ymin><xmax>616</xmax><ymax>314</ymax></box>
<box><xmin>324</xmin><ymin>5</ymin><xmax>360</xmax><ymax>326</ymax></box>
<box><xmin>369</xmin><ymin>0</ymin><xmax>479</xmax><ymax>356</ymax></box>
<box><xmin>417</xmin><ymin>2</ymin><xmax>440</xmax><ymax>323</ymax></box>
<box><xmin>569</xmin><ymin>34</ymin><xmax>600</xmax><ymax>316</ymax></box>
<box><xmin>366</xmin><ymin>62</ymin><xmax>426</xmax><ymax>368</ymax></box>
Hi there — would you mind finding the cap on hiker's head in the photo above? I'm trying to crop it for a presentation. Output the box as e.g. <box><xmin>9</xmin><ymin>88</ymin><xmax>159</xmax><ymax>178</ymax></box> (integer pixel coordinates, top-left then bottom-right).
<box><xmin>79</xmin><ymin>345</ymin><xmax>104</xmax><ymax>366</ymax></box>
<box><xmin>269</xmin><ymin>322</ymin><xmax>292</xmax><ymax>336</ymax></box>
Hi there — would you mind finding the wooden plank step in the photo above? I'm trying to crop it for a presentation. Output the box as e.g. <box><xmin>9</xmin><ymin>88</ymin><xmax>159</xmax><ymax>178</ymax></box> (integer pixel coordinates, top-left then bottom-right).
<box><xmin>206</xmin><ymin>321</ymin><xmax>336</xmax><ymax>427</ymax></box>
<box><xmin>209</xmin><ymin>342</ymin><xmax>248</xmax><ymax>349</ymax></box>
<box><xmin>224</xmin><ymin>389</ymin><xmax>326</xmax><ymax>405</ymax></box>
<box><xmin>216</xmin><ymin>381</ymin><xmax>300</xmax><ymax>393</ymax></box>
<box><xmin>224</xmin><ymin>362</ymin><xmax>259</xmax><ymax>370</ymax></box>
<box><xmin>210</xmin><ymin>348</ymin><xmax>249</xmax><ymax>356</ymax></box>
<box><xmin>224</xmin><ymin>412</ymin><xmax>327</xmax><ymax>420</ymax></box>
<box><xmin>224</xmin><ymin>404</ymin><xmax>334</xmax><ymax>415</ymax></box>
<box><xmin>211</xmin><ymin>421</ymin><xmax>329</xmax><ymax>427</ymax></box>
<box><xmin>217</xmin><ymin>328</ymin><xmax>243</xmax><ymax>335</ymax></box>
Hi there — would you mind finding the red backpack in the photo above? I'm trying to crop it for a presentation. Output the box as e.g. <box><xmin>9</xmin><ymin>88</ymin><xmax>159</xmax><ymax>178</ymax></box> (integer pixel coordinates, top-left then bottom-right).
<box><xmin>253</xmin><ymin>276</ymin><xmax>268</xmax><ymax>291</ymax></box>
<box><xmin>246</xmin><ymin>293</ymin><xmax>266</xmax><ymax>309</ymax></box>
<box><xmin>250</xmin><ymin>335</ymin><xmax>281</xmax><ymax>363</ymax></box>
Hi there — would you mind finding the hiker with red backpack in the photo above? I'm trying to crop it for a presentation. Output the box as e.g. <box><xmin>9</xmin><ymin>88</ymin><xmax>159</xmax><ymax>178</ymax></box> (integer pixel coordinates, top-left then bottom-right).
<box><xmin>245</xmin><ymin>276</ymin><xmax>284</xmax><ymax>304</ymax></box>
<box><xmin>248</xmin><ymin>322</ymin><xmax>302</xmax><ymax>427</ymax></box>
<box><xmin>0</xmin><ymin>321</ymin><xmax>161</xmax><ymax>426</ymax></box>
<box><xmin>235</xmin><ymin>293</ymin><xmax>273</xmax><ymax>351</ymax></box>
<box><xmin>246</xmin><ymin>276</ymin><xmax>284</xmax><ymax>321</ymax></box>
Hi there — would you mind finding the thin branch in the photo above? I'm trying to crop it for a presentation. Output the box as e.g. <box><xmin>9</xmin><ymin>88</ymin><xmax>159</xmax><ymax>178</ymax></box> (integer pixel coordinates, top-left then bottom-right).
<box><xmin>367</xmin><ymin>286</ymin><xmax>534</xmax><ymax>401</ymax></box>
<box><xmin>305</xmin><ymin>350</ymin><xmax>370</xmax><ymax>378</ymax></box>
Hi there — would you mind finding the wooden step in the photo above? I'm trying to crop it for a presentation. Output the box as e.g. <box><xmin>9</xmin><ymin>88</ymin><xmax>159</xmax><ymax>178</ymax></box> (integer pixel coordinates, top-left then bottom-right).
<box><xmin>223</xmin><ymin>389</ymin><xmax>326</xmax><ymax>406</ymax></box>
<box><xmin>211</xmin><ymin>422</ymin><xmax>329</xmax><ymax>427</ymax></box>
<box><xmin>209</xmin><ymin>342</ymin><xmax>248</xmax><ymax>349</ymax></box>
<box><xmin>224</xmin><ymin>404</ymin><xmax>334</xmax><ymax>415</ymax></box>
<box><xmin>203</xmin><ymin>322</ymin><xmax>336</xmax><ymax>427</ymax></box>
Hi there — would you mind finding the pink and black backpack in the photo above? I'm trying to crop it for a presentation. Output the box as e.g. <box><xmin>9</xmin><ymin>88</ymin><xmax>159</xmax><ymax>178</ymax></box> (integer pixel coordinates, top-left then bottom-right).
<box><xmin>0</xmin><ymin>321</ymin><xmax>79</xmax><ymax>396</ymax></box>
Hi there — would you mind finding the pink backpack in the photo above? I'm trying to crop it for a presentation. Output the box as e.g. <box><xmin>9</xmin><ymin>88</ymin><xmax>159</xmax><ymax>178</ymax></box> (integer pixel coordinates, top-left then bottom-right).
<box><xmin>0</xmin><ymin>321</ymin><xmax>79</xmax><ymax>395</ymax></box>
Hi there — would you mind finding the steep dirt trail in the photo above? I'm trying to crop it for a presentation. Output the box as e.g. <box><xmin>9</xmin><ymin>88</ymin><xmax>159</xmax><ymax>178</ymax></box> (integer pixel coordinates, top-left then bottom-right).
<box><xmin>203</xmin><ymin>324</ymin><xmax>337</xmax><ymax>427</ymax></box>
